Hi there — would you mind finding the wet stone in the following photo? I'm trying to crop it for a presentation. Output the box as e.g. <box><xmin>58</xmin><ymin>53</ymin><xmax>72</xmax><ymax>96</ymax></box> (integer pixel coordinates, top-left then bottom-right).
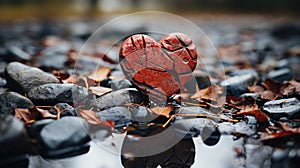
<box><xmin>27</xmin><ymin>83</ymin><xmax>89</xmax><ymax>106</ymax></box>
<box><xmin>0</xmin><ymin>77</ymin><xmax>6</xmax><ymax>87</ymax></box>
<box><xmin>0</xmin><ymin>115</ymin><xmax>30</xmax><ymax>158</ymax></box>
<box><xmin>27</xmin><ymin>119</ymin><xmax>55</xmax><ymax>139</ymax></box>
<box><xmin>6</xmin><ymin>45</ymin><xmax>32</xmax><ymax>61</ymax></box>
<box><xmin>92</xmin><ymin>88</ymin><xmax>150</xmax><ymax>111</ymax></box>
<box><xmin>111</xmin><ymin>79</ymin><xmax>132</xmax><ymax>91</ymax></box>
<box><xmin>0</xmin><ymin>91</ymin><xmax>34</xmax><ymax>114</ymax></box>
<box><xmin>193</xmin><ymin>70</ymin><xmax>211</xmax><ymax>90</ymax></box>
<box><xmin>263</xmin><ymin>98</ymin><xmax>300</xmax><ymax>119</ymax></box>
<box><xmin>37</xmin><ymin>117</ymin><xmax>91</xmax><ymax>159</ymax></box>
<box><xmin>49</xmin><ymin>103</ymin><xmax>76</xmax><ymax>117</ymax></box>
<box><xmin>130</xmin><ymin>106</ymin><xmax>158</xmax><ymax>123</ymax></box>
<box><xmin>221</xmin><ymin>73</ymin><xmax>258</xmax><ymax>96</ymax></box>
<box><xmin>37</xmin><ymin>53</ymin><xmax>67</xmax><ymax>70</ymax></box>
<box><xmin>266</xmin><ymin>68</ymin><xmax>293</xmax><ymax>83</ymax></box>
<box><xmin>96</xmin><ymin>107</ymin><xmax>132</xmax><ymax>130</ymax></box>
<box><xmin>5</xmin><ymin>62</ymin><xmax>60</xmax><ymax>93</ymax></box>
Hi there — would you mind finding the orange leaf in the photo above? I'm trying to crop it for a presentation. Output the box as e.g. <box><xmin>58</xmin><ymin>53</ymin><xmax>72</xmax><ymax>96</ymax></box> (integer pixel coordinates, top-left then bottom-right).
<box><xmin>89</xmin><ymin>86</ymin><xmax>112</xmax><ymax>96</ymax></box>
<box><xmin>233</xmin><ymin>109</ymin><xmax>269</xmax><ymax>123</ymax></box>
<box><xmin>79</xmin><ymin>109</ymin><xmax>114</xmax><ymax>127</ymax></box>
<box><xmin>14</xmin><ymin>108</ymin><xmax>38</xmax><ymax>122</ymax></box>
<box><xmin>151</xmin><ymin>104</ymin><xmax>173</xmax><ymax>117</ymax></box>
<box><xmin>87</xmin><ymin>67</ymin><xmax>110</xmax><ymax>82</ymax></box>
<box><xmin>32</xmin><ymin>107</ymin><xmax>56</xmax><ymax>119</ymax></box>
<box><xmin>62</xmin><ymin>74</ymin><xmax>79</xmax><ymax>84</ymax></box>
<box><xmin>191</xmin><ymin>85</ymin><xmax>224</xmax><ymax>100</ymax></box>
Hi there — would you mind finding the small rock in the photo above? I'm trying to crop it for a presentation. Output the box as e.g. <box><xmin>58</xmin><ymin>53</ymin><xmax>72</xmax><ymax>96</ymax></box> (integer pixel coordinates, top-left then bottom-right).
<box><xmin>201</xmin><ymin>126</ymin><xmax>221</xmax><ymax>146</ymax></box>
<box><xmin>221</xmin><ymin>73</ymin><xmax>258</xmax><ymax>96</ymax></box>
<box><xmin>49</xmin><ymin>103</ymin><xmax>76</xmax><ymax>117</ymax></box>
<box><xmin>0</xmin><ymin>77</ymin><xmax>6</xmax><ymax>87</ymax></box>
<box><xmin>266</xmin><ymin>68</ymin><xmax>293</xmax><ymax>83</ymax></box>
<box><xmin>96</xmin><ymin>107</ymin><xmax>132</xmax><ymax>130</ymax></box>
<box><xmin>193</xmin><ymin>70</ymin><xmax>211</xmax><ymax>90</ymax></box>
<box><xmin>227</xmin><ymin>68</ymin><xmax>258</xmax><ymax>77</ymax></box>
<box><xmin>37</xmin><ymin>53</ymin><xmax>67</xmax><ymax>70</ymax></box>
<box><xmin>27</xmin><ymin>119</ymin><xmax>55</xmax><ymax>139</ymax></box>
<box><xmin>130</xmin><ymin>106</ymin><xmax>158</xmax><ymax>123</ymax></box>
<box><xmin>5</xmin><ymin>62</ymin><xmax>59</xmax><ymax>93</ymax></box>
<box><xmin>0</xmin><ymin>115</ymin><xmax>30</xmax><ymax>159</ymax></box>
<box><xmin>28</xmin><ymin>83</ymin><xmax>89</xmax><ymax>106</ymax></box>
<box><xmin>263</xmin><ymin>98</ymin><xmax>300</xmax><ymax>119</ymax></box>
<box><xmin>6</xmin><ymin>45</ymin><xmax>31</xmax><ymax>61</ymax></box>
<box><xmin>92</xmin><ymin>88</ymin><xmax>149</xmax><ymax>111</ymax></box>
<box><xmin>38</xmin><ymin>117</ymin><xmax>91</xmax><ymax>159</ymax></box>
<box><xmin>0</xmin><ymin>92</ymin><xmax>34</xmax><ymax>114</ymax></box>
<box><xmin>111</xmin><ymin>79</ymin><xmax>131</xmax><ymax>91</ymax></box>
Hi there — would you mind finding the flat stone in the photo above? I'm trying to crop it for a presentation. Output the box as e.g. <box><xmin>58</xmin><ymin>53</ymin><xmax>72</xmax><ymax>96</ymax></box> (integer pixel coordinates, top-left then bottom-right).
<box><xmin>221</xmin><ymin>73</ymin><xmax>258</xmax><ymax>96</ymax></box>
<box><xmin>5</xmin><ymin>62</ymin><xmax>60</xmax><ymax>93</ymax></box>
<box><xmin>111</xmin><ymin>79</ymin><xmax>131</xmax><ymax>91</ymax></box>
<box><xmin>266</xmin><ymin>68</ymin><xmax>293</xmax><ymax>83</ymax></box>
<box><xmin>0</xmin><ymin>92</ymin><xmax>34</xmax><ymax>114</ymax></box>
<box><xmin>38</xmin><ymin>117</ymin><xmax>91</xmax><ymax>158</ymax></box>
<box><xmin>28</xmin><ymin>83</ymin><xmax>89</xmax><ymax>106</ymax></box>
<box><xmin>96</xmin><ymin>107</ymin><xmax>132</xmax><ymax>130</ymax></box>
<box><xmin>263</xmin><ymin>98</ymin><xmax>300</xmax><ymax>119</ymax></box>
<box><xmin>92</xmin><ymin>88</ymin><xmax>149</xmax><ymax>111</ymax></box>
<box><xmin>49</xmin><ymin>103</ymin><xmax>76</xmax><ymax>117</ymax></box>
<box><xmin>0</xmin><ymin>115</ymin><xmax>30</xmax><ymax>158</ymax></box>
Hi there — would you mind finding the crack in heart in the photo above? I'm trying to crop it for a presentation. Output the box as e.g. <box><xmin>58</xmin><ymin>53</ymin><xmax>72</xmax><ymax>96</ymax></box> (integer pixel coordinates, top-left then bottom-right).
<box><xmin>119</xmin><ymin>33</ymin><xmax>198</xmax><ymax>103</ymax></box>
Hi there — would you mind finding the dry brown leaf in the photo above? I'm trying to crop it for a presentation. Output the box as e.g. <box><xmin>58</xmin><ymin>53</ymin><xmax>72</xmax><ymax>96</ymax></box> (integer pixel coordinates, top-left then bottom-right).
<box><xmin>14</xmin><ymin>108</ymin><xmax>37</xmax><ymax>122</ymax></box>
<box><xmin>79</xmin><ymin>109</ymin><xmax>114</xmax><ymax>127</ymax></box>
<box><xmin>262</xmin><ymin>122</ymin><xmax>300</xmax><ymax>144</ymax></box>
<box><xmin>262</xmin><ymin>79</ymin><xmax>281</xmax><ymax>95</ymax></box>
<box><xmin>89</xmin><ymin>86</ymin><xmax>112</xmax><ymax>96</ymax></box>
<box><xmin>87</xmin><ymin>67</ymin><xmax>111</xmax><ymax>82</ymax></box>
<box><xmin>233</xmin><ymin>109</ymin><xmax>269</xmax><ymax>124</ymax></box>
<box><xmin>79</xmin><ymin>109</ymin><xmax>102</xmax><ymax>125</ymax></box>
<box><xmin>32</xmin><ymin>107</ymin><xmax>56</xmax><ymax>119</ymax></box>
<box><xmin>191</xmin><ymin>85</ymin><xmax>224</xmax><ymax>100</ymax></box>
<box><xmin>151</xmin><ymin>104</ymin><xmax>173</xmax><ymax>117</ymax></box>
<box><xmin>62</xmin><ymin>74</ymin><xmax>79</xmax><ymax>84</ymax></box>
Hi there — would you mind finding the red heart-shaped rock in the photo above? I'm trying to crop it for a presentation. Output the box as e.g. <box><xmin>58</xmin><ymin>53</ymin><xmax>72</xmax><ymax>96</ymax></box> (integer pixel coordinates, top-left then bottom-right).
<box><xmin>119</xmin><ymin>33</ymin><xmax>197</xmax><ymax>102</ymax></box>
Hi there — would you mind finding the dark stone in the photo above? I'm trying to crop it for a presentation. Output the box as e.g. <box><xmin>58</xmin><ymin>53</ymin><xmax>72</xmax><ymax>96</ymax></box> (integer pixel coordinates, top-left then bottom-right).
<box><xmin>221</xmin><ymin>73</ymin><xmax>258</xmax><ymax>96</ymax></box>
<box><xmin>92</xmin><ymin>88</ymin><xmax>150</xmax><ymax>111</ymax></box>
<box><xmin>96</xmin><ymin>107</ymin><xmax>132</xmax><ymax>130</ymax></box>
<box><xmin>263</xmin><ymin>98</ymin><xmax>300</xmax><ymax>119</ymax></box>
<box><xmin>130</xmin><ymin>106</ymin><xmax>158</xmax><ymax>123</ymax></box>
<box><xmin>0</xmin><ymin>77</ymin><xmax>6</xmax><ymax>87</ymax></box>
<box><xmin>0</xmin><ymin>92</ymin><xmax>34</xmax><ymax>114</ymax></box>
<box><xmin>0</xmin><ymin>115</ymin><xmax>30</xmax><ymax>158</ymax></box>
<box><xmin>271</xmin><ymin>24</ymin><xmax>300</xmax><ymax>39</ymax></box>
<box><xmin>27</xmin><ymin>119</ymin><xmax>55</xmax><ymax>139</ymax></box>
<box><xmin>49</xmin><ymin>103</ymin><xmax>76</xmax><ymax>117</ymax></box>
<box><xmin>5</xmin><ymin>62</ymin><xmax>59</xmax><ymax>93</ymax></box>
<box><xmin>27</xmin><ymin>84</ymin><xmax>89</xmax><ymax>106</ymax></box>
<box><xmin>37</xmin><ymin>53</ymin><xmax>67</xmax><ymax>70</ymax></box>
<box><xmin>6</xmin><ymin>45</ymin><xmax>31</xmax><ymax>61</ymax></box>
<box><xmin>193</xmin><ymin>70</ymin><xmax>211</xmax><ymax>89</ymax></box>
<box><xmin>266</xmin><ymin>68</ymin><xmax>293</xmax><ymax>83</ymax></box>
<box><xmin>111</xmin><ymin>79</ymin><xmax>131</xmax><ymax>91</ymax></box>
<box><xmin>38</xmin><ymin>117</ymin><xmax>91</xmax><ymax>159</ymax></box>
<box><xmin>227</xmin><ymin>68</ymin><xmax>258</xmax><ymax>77</ymax></box>
<box><xmin>121</xmin><ymin>138</ymin><xmax>195</xmax><ymax>168</ymax></box>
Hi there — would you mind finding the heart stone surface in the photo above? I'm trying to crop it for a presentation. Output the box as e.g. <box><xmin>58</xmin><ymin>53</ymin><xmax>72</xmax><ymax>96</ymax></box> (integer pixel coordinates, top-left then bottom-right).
<box><xmin>119</xmin><ymin>33</ymin><xmax>197</xmax><ymax>103</ymax></box>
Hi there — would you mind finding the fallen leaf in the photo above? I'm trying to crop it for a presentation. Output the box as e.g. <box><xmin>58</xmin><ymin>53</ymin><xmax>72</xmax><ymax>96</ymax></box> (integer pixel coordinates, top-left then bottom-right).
<box><xmin>79</xmin><ymin>109</ymin><xmax>114</xmax><ymax>127</ymax></box>
<box><xmin>262</xmin><ymin>122</ymin><xmax>300</xmax><ymax>147</ymax></box>
<box><xmin>191</xmin><ymin>85</ymin><xmax>224</xmax><ymax>100</ymax></box>
<box><xmin>89</xmin><ymin>86</ymin><xmax>112</xmax><ymax>96</ymax></box>
<box><xmin>31</xmin><ymin>107</ymin><xmax>56</xmax><ymax>119</ymax></box>
<box><xmin>87</xmin><ymin>67</ymin><xmax>111</xmax><ymax>82</ymax></box>
<box><xmin>14</xmin><ymin>108</ymin><xmax>38</xmax><ymax>122</ymax></box>
<box><xmin>262</xmin><ymin>79</ymin><xmax>281</xmax><ymax>96</ymax></box>
<box><xmin>233</xmin><ymin>109</ymin><xmax>269</xmax><ymax>124</ymax></box>
<box><xmin>280</xmin><ymin>79</ymin><xmax>300</xmax><ymax>96</ymax></box>
<box><xmin>151</xmin><ymin>104</ymin><xmax>173</xmax><ymax>117</ymax></box>
<box><xmin>62</xmin><ymin>74</ymin><xmax>79</xmax><ymax>84</ymax></box>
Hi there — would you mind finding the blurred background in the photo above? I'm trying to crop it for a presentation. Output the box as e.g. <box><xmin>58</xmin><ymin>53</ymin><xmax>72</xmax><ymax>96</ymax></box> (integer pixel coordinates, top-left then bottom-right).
<box><xmin>0</xmin><ymin>0</ymin><xmax>300</xmax><ymax>21</ymax></box>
